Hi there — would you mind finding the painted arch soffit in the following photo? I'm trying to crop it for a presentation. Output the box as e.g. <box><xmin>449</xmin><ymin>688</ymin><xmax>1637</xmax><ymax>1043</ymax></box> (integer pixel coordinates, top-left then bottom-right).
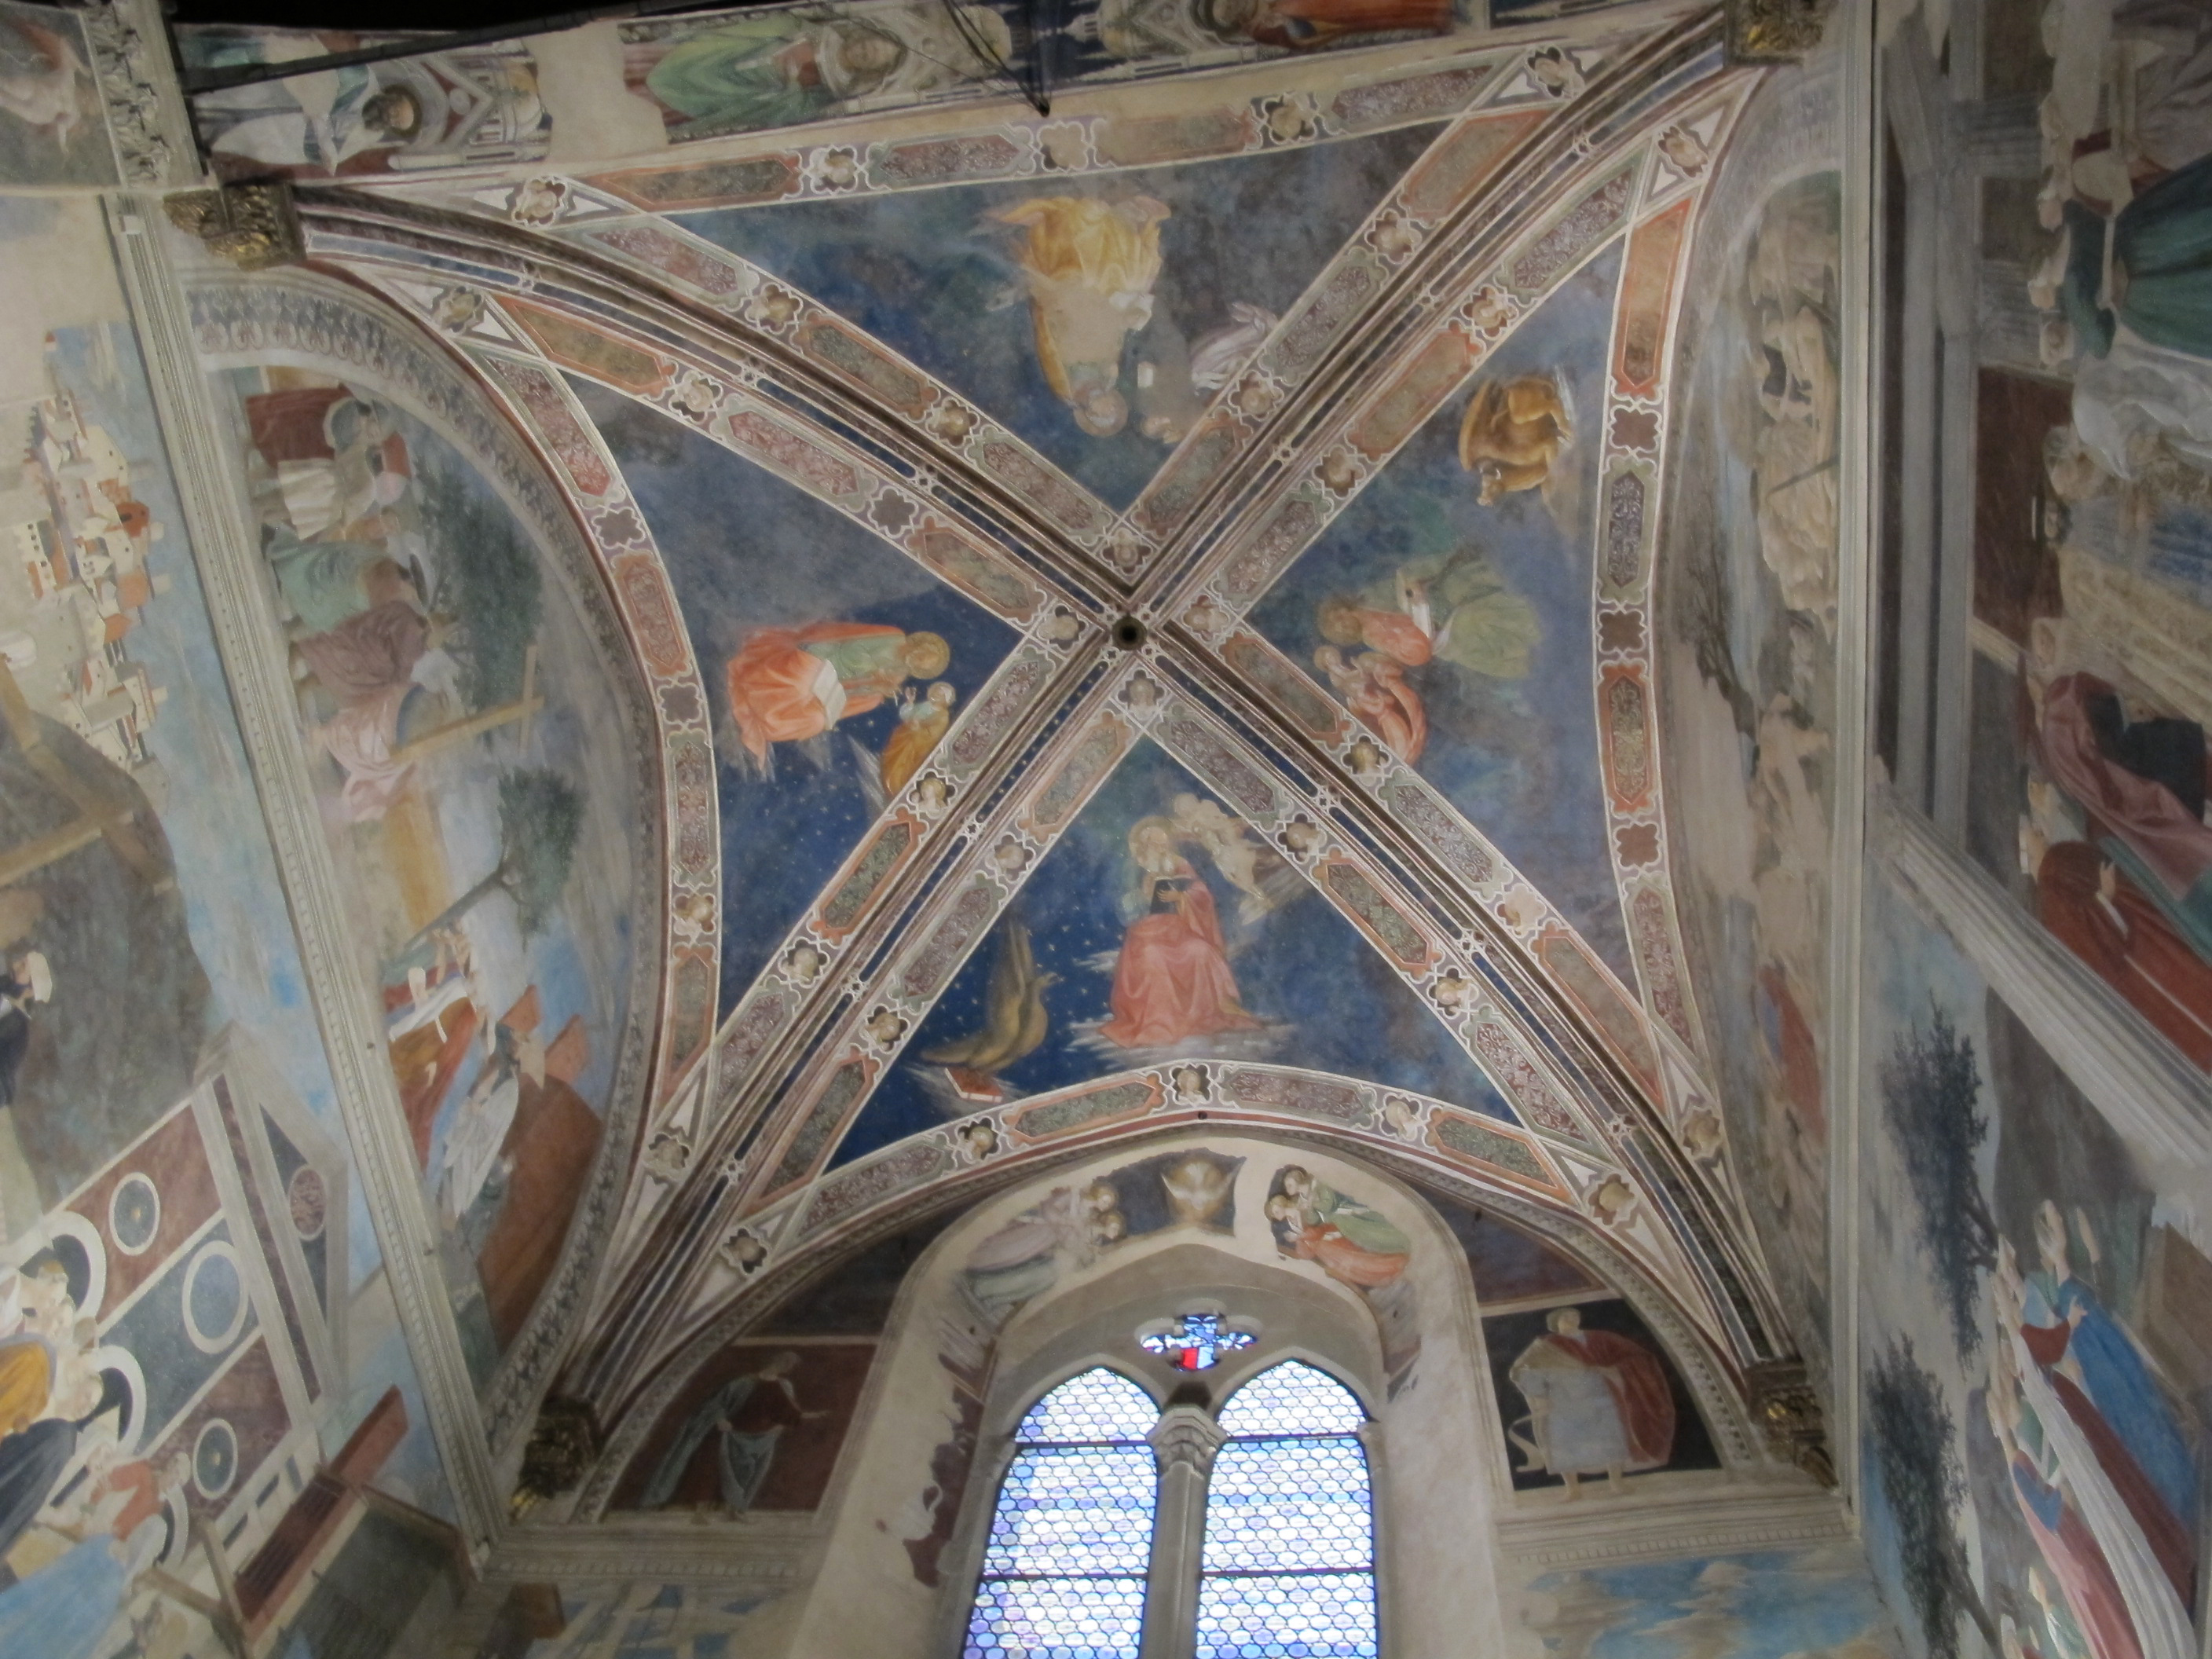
<box><xmin>281</xmin><ymin>11</ymin><xmax>1787</xmax><ymax>1413</ymax></box>
<box><xmin>571</xmin><ymin>1109</ymin><xmax>1764</xmax><ymax>1524</ymax></box>
<box><xmin>181</xmin><ymin>267</ymin><xmax>668</xmax><ymax>1455</ymax></box>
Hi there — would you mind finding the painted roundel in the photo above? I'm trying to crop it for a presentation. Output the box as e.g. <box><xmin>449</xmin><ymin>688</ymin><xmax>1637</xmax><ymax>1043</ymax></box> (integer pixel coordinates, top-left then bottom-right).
<box><xmin>182</xmin><ymin>1241</ymin><xmax>249</xmax><ymax>1354</ymax></box>
<box><xmin>108</xmin><ymin>1173</ymin><xmax>161</xmax><ymax>1256</ymax></box>
<box><xmin>287</xmin><ymin>1165</ymin><xmax>328</xmax><ymax>1241</ymax></box>
<box><xmin>193</xmin><ymin>1419</ymin><xmax>239</xmax><ymax>1500</ymax></box>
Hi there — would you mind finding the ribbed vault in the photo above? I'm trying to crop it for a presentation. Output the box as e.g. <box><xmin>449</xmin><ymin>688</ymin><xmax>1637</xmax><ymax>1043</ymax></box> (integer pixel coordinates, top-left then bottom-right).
<box><xmin>260</xmin><ymin>4</ymin><xmax>1800</xmax><ymax>1486</ymax></box>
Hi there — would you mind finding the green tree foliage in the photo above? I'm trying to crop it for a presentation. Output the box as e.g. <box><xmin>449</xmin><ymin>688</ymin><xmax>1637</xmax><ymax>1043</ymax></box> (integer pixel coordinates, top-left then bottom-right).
<box><xmin>418</xmin><ymin>460</ymin><xmax>543</xmax><ymax>712</ymax></box>
<box><xmin>1866</xmin><ymin>1337</ymin><xmax>1997</xmax><ymax>1659</ymax></box>
<box><xmin>1880</xmin><ymin>1003</ymin><xmax>2000</xmax><ymax>1357</ymax></box>
<box><xmin>392</xmin><ymin>767</ymin><xmax>584</xmax><ymax>961</ymax></box>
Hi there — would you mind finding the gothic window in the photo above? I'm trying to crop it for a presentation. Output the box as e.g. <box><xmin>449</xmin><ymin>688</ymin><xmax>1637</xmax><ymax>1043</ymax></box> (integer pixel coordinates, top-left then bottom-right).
<box><xmin>962</xmin><ymin>1367</ymin><xmax>1160</xmax><ymax>1659</ymax></box>
<box><xmin>1196</xmin><ymin>1361</ymin><xmax>1379</xmax><ymax>1659</ymax></box>
<box><xmin>961</xmin><ymin>1357</ymin><xmax>1379</xmax><ymax>1658</ymax></box>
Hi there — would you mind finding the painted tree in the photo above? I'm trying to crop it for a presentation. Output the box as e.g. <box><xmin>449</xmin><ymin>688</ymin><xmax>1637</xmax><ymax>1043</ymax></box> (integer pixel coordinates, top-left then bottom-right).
<box><xmin>419</xmin><ymin>460</ymin><xmax>544</xmax><ymax>712</ymax></box>
<box><xmin>394</xmin><ymin>767</ymin><xmax>584</xmax><ymax>961</ymax></box>
<box><xmin>1866</xmin><ymin>1338</ymin><xmax>1997</xmax><ymax>1658</ymax></box>
<box><xmin>1880</xmin><ymin>1003</ymin><xmax>1998</xmax><ymax>1357</ymax></box>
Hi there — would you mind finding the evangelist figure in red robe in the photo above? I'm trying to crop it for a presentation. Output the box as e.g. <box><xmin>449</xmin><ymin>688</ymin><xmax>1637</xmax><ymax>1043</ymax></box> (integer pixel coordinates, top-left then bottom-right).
<box><xmin>1097</xmin><ymin>819</ymin><xmax>1263</xmax><ymax>1049</ymax></box>
<box><xmin>1507</xmin><ymin>1307</ymin><xmax>1676</xmax><ymax>1493</ymax></box>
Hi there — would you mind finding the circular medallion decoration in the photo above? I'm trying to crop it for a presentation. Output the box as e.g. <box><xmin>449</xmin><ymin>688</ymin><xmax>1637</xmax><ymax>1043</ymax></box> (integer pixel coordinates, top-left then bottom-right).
<box><xmin>108</xmin><ymin>1173</ymin><xmax>161</xmax><ymax>1257</ymax></box>
<box><xmin>287</xmin><ymin>1166</ymin><xmax>328</xmax><ymax>1241</ymax></box>
<box><xmin>192</xmin><ymin>1419</ymin><xmax>238</xmax><ymax>1499</ymax></box>
<box><xmin>181</xmin><ymin>1241</ymin><xmax>247</xmax><ymax>1355</ymax></box>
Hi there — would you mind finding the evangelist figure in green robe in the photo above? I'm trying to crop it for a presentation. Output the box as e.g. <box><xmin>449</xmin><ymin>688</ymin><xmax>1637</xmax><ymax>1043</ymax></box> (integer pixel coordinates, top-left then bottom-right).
<box><xmin>2060</xmin><ymin>153</ymin><xmax>2212</xmax><ymax>362</ymax></box>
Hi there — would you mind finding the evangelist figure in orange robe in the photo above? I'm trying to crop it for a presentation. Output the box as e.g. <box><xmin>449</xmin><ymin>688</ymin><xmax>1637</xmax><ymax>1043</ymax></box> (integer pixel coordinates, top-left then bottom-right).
<box><xmin>1098</xmin><ymin>819</ymin><xmax>1262</xmax><ymax>1049</ymax></box>
<box><xmin>723</xmin><ymin>622</ymin><xmax>949</xmax><ymax>771</ymax></box>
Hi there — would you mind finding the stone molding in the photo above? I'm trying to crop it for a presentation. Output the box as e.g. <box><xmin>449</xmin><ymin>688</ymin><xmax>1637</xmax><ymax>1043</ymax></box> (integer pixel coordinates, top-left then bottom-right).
<box><xmin>1496</xmin><ymin>1480</ymin><xmax>1851</xmax><ymax>1566</ymax></box>
<box><xmin>107</xmin><ymin>207</ymin><xmax>507</xmax><ymax>1553</ymax></box>
<box><xmin>1149</xmin><ymin>1405</ymin><xmax>1229</xmax><ymax>1477</ymax></box>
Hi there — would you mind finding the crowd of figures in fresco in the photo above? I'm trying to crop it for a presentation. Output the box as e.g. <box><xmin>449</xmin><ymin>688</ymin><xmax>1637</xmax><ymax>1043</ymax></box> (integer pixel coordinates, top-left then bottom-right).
<box><xmin>0</xmin><ymin>183</ymin><xmax>467</xmax><ymax>1653</ymax></box>
<box><xmin>1862</xmin><ymin>886</ymin><xmax>2210</xmax><ymax>1659</ymax></box>
<box><xmin>1961</xmin><ymin>0</ymin><xmax>2212</xmax><ymax>1070</ymax></box>
<box><xmin>222</xmin><ymin>365</ymin><xmax>635</xmax><ymax>1384</ymax></box>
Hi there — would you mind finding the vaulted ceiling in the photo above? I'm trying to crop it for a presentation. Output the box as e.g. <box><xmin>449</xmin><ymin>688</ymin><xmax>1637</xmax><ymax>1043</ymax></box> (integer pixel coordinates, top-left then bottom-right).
<box><xmin>224</xmin><ymin>2</ymin><xmax>1819</xmax><ymax>1511</ymax></box>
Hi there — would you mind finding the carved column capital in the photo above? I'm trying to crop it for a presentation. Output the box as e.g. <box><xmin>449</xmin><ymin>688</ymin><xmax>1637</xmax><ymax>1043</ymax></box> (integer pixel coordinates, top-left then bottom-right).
<box><xmin>164</xmin><ymin>183</ymin><xmax>303</xmax><ymax>271</ymax></box>
<box><xmin>510</xmin><ymin>1396</ymin><xmax>602</xmax><ymax>1518</ymax></box>
<box><xmin>1745</xmin><ymin>1360</ymin><xmax>1837</xmax><ymax>1488</ymax></box>
<box><xmin>1725</xmin><ymin>0</ymin><xmax>1834</xmax><ymax>63</ymax></box>
<box><xmin>1148</xmin><ymin>1404</ymin><xmax>1228</xmax><ymax>1478</ymax></box>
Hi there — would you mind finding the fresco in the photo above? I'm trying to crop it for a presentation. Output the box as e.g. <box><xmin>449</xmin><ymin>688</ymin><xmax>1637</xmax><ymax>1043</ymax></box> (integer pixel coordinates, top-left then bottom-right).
<box><xmin>1251</xmin><ymin>244</ymin><xmax>1630</xmax><ymax>973</ymax></box>
<box><xmin>1659</xmin><ymin>164</ymin><xmax>1843</xmax><ymax>1349</ymax></box>
<box><xmin>1265</xmin><ymin>1160</ymin><xmax>1419</xmax><ymax>1391</ymax></box>
<box><xmin>614</xmin><ymin>0</ymin><xmax>1467</xmax><ymax>144</ymax></box>
<box><xmin>688</xmin><ymin>127</ymin><xmax>1442</xmax><ymax>504</ymax></box>
<box><xmin>213</xmin><ymin>362</ymin><xmax>638</xmax><ymax>1382</ymax></box>
<box><xmin>610</xmin><ymin>1341</ymin><xmax>876</xmax><ymax>1514</ymax></box>
<box><xmin>833</xmin><ymin>738</ymin><xmax>1515</xmax><ymax>1166</ymax></box>
<box><xmin>0</xmin><ymin>204</ymin><xmax>457</xmax><ymax>1659</ymax></box>
<box><xmin>617</xmin><ymin>2</ymin><xmax>1014</xmax><ymax>143</ymax></box>
<box><xmin>1925</xmin><ymin>0</ymin><xmax>2212</xmax><ymax>1072</ymax></box>
<box><xmin>1481</xmin><ymin>1292</ymin><xmax>1718</xmax><ymax>1494</ymax></box>
<box><xmin>509</xmin><ymin>1580</ymin><xmax>783</xmax><ymax>1659</ymax></box>
<box><xmin>1857</xmin><ymin>878</ymin><xmax>2209</xmax><ymax>1659</ymax></box>
<box><xmin>1512</xmin><ymin>1544</ymin><xmax>1898</xmax><ymax>1659</ymax></box>
<box><xmin>580</xmin><ymin>383</ymin><xmax>1019</xmax><ymax>1009</ymax></box>
<box><xmin>177</xmin><ymin>26</ymin><xmax>551</xmax><ymax>180</ymax></box>
<box><xmin>0</xmin><ymin>3</ymin><xmax>112</xmax><ymax>187</ymax></box>
<box><xmin>1425</xmin><ymin>1189</ymin><xmax>1605</xmax><ymax>1306</ymax></box>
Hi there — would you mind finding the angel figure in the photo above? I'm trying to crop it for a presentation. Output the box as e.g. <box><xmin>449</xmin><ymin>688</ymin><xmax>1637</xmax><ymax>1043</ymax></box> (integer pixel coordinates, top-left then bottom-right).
<box><xmin>1458</xmin><ymin>372</ymin><xmax>1576</xmax><ymax>505</ymax></box>
<box><xmin>882</xmin><ymin>682</ymin><xmax>956</xmax><ymax>797</ymax></box>
<box><xmin>1170</xmin><ymin>792</ymin><xmax>1282</xmax><ymax>923</ymax></box>
<box><xmin>987</xmin><ymin>195</ymin><xmax>1171</xmax><ymax>438</ymax></box>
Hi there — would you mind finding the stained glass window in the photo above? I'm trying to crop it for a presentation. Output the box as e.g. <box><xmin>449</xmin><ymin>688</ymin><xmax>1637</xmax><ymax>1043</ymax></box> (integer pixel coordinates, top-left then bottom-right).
<box><xmin>1196</xmin><ymin>1361</ymin><xmax>1379</xmax><ymax>1659</ymax></box>
<box><xmin>965</xmin><ymin>1368</ymin><xmax>1159</xmax><ymax>1658</ymax></box>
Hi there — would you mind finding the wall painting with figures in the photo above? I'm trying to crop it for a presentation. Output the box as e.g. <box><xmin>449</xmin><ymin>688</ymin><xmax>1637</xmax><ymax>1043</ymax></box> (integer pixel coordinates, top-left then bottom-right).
<box><xmin>210</xmin><ymin>355</ymin><xmax>641</xmax><ymax>1387</ymax></box>
<box><xmin>0</xmin><ymin>205</ymin><xmax>464</xmax><ymax>1658</ymax></box>
<box><xmin>164</xmin><ymin>0</ymin><xmax>1632</xmax><ymax>187</ymax></box>
<box><xmin>1657</xmin><ymin>117</ymin><xmax>1845</xmax><ymax>1368</ymax></box>
<box><xmin>1857</xmin><ymin>877</ymin><xmax>2210</xmax><ymax>1659</ymax></box>
<box><xmin>1888</xmin><ymin>0</ymin><xmax>2212</xmax><ymax>1076</ymax></box>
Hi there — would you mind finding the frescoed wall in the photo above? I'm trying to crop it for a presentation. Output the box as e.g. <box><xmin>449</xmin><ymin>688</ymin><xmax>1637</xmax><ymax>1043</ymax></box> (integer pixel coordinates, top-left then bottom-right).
<box><xmin>1855</xmin><ymin>877</ymin><xmax>2208</xmax><ymax>1659</ymax></box>
<box><xmin>204</xmin><ymin>346</ymin><xmax>643</xmax><ymax>1387</ymax></box>
<box><xmin>169</xmin><ymin>0</ymin><xmax>1630</xmax><ymax>181</ymax></box>
<box><xmin>1884</xmin><ymin>0</ymin><xmax>2212</xmax><ymax>1075</ymax></box>
<box><xmin>0</xmin><ymin>202</ymin><xmax>462</xmax><ymax>1659</ymax></box>
<box><xmin>1482</xmin><ymin>1291</ymin><xmax>1720</xmax><ymax>1494</ymax></box>
<box><xmin>0</xmin><ymin>2</ymin><xmax>115</xmax><ymax>186</ymax></box>
<box><xmin>1658</xmin><ymin>60</ymin><xmax>1844</xmax><ymax>1371</ymax></box>
<box><xmin>176</xmin><ymin>25</ymin><xmax>550</xmax><ymax>181</ymax></box>
<box><xmin>1506</xmin><ymin>1544</ymin><xmax>1899</xmax><ymax>1659</ymax></box>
